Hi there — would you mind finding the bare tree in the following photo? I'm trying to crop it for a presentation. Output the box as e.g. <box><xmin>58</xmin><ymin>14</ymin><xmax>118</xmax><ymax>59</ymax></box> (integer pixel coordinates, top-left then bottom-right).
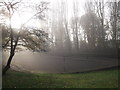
<box><xmin>1</xmin><ymin>0</ymin><xmax>21</xmax><ymax>75</ymax></box>
<box><xmin>71</xmin><ymin>0</ymin><xmax>80</xmax><ymax>51</ymax></box>
<box><xmin>62</xmin><ymin>1</ymin><xmax>71</xmax><ymax>53</ymax></box>
<box><xmin>108</xmin><ymin>1</ymin><xmax>119</xmax><ymax>48</ymax></box>
<box><xmin>1</xmin><ymin>0</ymin><xmax>49</xmax><ymax>75</ymax></box>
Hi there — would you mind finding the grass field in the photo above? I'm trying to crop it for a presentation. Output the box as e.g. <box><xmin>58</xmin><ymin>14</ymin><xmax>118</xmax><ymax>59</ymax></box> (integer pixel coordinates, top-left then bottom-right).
<box><xmin>2</xmin><ymin>68</ymin><xmax>119</xmax><ymax>88</ymax></box>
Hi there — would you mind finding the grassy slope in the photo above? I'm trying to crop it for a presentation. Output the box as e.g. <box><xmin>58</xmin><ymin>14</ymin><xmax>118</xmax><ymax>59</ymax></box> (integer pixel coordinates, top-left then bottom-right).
<box><xmin>3</xmin><ymin>68</ymin><xmax>119</xmax><ymax>88</ymax></box>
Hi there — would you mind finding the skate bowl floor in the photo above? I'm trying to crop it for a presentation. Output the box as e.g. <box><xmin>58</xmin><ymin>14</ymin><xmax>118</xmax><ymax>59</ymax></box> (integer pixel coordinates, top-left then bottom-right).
<box><xmin>3</xmin><ymin>51</ymin><xmax>118</xmax><ymax>73</ymax></box>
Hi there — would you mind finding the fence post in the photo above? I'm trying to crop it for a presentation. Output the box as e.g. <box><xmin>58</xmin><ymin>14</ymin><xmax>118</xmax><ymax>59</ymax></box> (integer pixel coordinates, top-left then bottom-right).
<box><xmin>63</xmin><ymin>56</ymin><xmax>66</xmax><ymax>73</ymax></box>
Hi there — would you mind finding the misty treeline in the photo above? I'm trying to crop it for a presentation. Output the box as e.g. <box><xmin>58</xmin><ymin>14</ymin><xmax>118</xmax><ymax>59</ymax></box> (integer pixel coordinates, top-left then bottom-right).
<box><xmin>45</xmin><ymin>0</ymin><xmax>120</xmax><ymax>55</ymax></box>
<box><xmin>1</xmin><ymin>0</ymin><xmax>120</xmax><ymax>54</ymax></box>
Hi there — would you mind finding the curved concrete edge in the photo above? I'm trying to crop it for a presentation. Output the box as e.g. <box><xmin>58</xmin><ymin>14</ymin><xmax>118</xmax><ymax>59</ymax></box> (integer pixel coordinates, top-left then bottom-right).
<box><xmin>61</xmin><ymin>65</ymin><xmax>120</xmax><ymax>74</ymax></box>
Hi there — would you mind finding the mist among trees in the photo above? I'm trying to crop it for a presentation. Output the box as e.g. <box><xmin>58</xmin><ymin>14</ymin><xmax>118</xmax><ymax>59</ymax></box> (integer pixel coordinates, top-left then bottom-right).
<box><xmin>0</xmin><ymin>0</ymin><xmax>120</xmax><ymax>74</ymax></box>
<box><xmin>45</xmin><ymin>0</ymin><xmax>120</xmax><ymax>55</ymax></box>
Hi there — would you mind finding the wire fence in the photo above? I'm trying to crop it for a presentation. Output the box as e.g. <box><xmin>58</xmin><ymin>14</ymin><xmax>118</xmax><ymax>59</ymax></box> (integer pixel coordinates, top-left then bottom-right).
<box><xmin>9</xmin><ymin>52</ymin><xmax>118</xmax><ymax>73</ymax></box>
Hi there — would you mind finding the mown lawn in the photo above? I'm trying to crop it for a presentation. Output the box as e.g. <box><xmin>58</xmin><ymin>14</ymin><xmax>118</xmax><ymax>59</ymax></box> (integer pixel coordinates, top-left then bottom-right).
<box><xmin>2</xmin><ymin>68</ymin><xmax>119</xmax><ymax>88</ymax></box>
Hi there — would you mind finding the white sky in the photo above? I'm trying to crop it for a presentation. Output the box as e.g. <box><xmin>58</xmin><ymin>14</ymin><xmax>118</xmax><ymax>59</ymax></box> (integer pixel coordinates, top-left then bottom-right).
<box><xmin>1</xmin><ymin>0</ymin><xmax>87</xmax><ymax>29</ymax></box>
<box><xmin>1</xmin><ymin>0</ymin><xmax>119</xmax><ymax>29</ymax></box>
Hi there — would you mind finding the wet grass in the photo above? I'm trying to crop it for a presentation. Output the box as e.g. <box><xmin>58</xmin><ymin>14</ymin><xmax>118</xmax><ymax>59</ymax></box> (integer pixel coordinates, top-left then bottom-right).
<box><xmin>2</xmin><ymin>68</ymin><xmax>119</xmax><ymax>88</ymax></box>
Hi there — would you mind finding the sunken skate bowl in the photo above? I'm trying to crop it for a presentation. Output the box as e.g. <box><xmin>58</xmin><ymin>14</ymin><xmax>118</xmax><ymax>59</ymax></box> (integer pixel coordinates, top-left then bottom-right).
<box><xmin>3</xmin><ymin>51</ymin><xmax>118</xmax><ymax>73</ymax></box>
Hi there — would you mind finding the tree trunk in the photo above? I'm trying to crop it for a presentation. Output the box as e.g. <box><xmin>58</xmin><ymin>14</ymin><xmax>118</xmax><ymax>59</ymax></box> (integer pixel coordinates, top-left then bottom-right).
<box><xmin>2</xmin><ymin>53</ymin><xmax>14</xmax><ymax>75</ymax></box>
<box><xmin>2</xmin><ymin>12</ymin><xmax>14</xmax><ymax>75</ymax></box>
<box><xmin>2</xmin><ymin>35</ymin><xmax>19</xmax><ymax>75</ymax></box>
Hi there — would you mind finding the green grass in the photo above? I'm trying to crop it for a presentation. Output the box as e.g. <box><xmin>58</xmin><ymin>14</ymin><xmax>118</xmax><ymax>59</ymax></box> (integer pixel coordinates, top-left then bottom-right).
<box><xmin>3</xmin><ymin>68</ymin><xmax>119</xmax><ymax>88</ymax></box>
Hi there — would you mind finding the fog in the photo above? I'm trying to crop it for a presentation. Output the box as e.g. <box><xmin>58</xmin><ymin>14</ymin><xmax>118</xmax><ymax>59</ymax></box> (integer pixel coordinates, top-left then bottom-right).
<box><xmin>3</xmin><ymin>51</ymin><xmax>118</xmax><ymax>73</ymax></box>
<box><xmin>1</xmin><ymin>0</ymin><xmax>119</xmax><ymax>73</ymax></box>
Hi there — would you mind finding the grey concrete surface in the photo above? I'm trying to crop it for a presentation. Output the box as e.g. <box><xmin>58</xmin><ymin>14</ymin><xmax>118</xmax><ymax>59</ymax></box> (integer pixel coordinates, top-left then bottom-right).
<box><xmin>3</xmin><ymin>51</ymin><xmax>118</xmax><ymax>73</ymax></box>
